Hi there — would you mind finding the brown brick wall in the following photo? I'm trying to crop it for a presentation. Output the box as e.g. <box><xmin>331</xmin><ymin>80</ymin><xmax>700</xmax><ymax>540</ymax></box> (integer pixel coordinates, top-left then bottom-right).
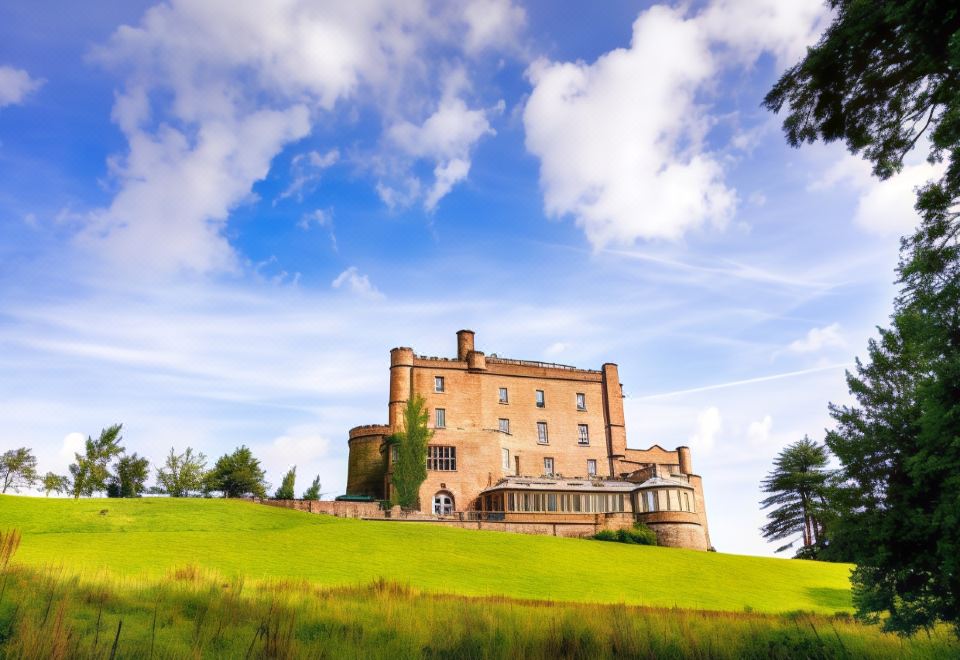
<box><xmin>263</xmin><ymin>499</ymin><xmax>382</xmax><ymax>518</ymax></box>
<box><xmin>350</xmin><ymin>331</ymin><xmax>713</xmax><ymax>550</ymax></box>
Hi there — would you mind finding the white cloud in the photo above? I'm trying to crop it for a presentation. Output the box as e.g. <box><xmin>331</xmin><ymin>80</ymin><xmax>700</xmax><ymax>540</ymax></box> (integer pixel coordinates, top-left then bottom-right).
<box><xmin>386</xmin><ymin>88</ymin><xmax>500</xmax><ymax>210</ymax></box>
<box><xmin>298</xmin><ymin>208</ymin><xmax>332</xmax><ymax>231</ymax></box>
<box><xmin>59</xmin><ymin>432</ymin><xmax>86</xmax><ymax>470</ymax></box>
<box><xmin>332</xmin><ymin>266</ymin><xmax>384</xmax><ymax>300</ymax></box>
<box><xmin>523</xmin><ymin>1</ymin><xmax>827</xmax><ymax>247</ymax></box>
<box><xmin>813</xmin><ymin>151</ymin><xmax>946</xmax><ymax>236</ymax></box>
<box><xmin>279</xmin><ymin>149</ymin><xmax>340</xmax><ymax>202</ymax></box>
<box><xmin>0</xmin><ymin>65</ymin><xmax>44</xmax><ymax>107</ymax></box>
<box><xmin>787</xmin><ymin>323</ymin><xmax>845</xmax><ymax>354</ymax></box>
<box><xmin>747</xmin><ymin>414</ymin><xmax>772</xmax><ymax>446</ymax></box>
<box><xmin>688</xmin><ymin>406</ymin><xmax>722</xmax><ymax>454</ymax></box>
<box><xmin>462</xmin><ymin>0</ymin><xmax>526</xmax><ymax>54</ymax></box>
<box><xmin>544</xmin><ymin>341</ymin><xmax>568</xmax><ymax>357</ymax></box>
<box><xmin>84</xmin><ymin>1</ymin><xmax>516</xmax><ymax>276</ymax></box>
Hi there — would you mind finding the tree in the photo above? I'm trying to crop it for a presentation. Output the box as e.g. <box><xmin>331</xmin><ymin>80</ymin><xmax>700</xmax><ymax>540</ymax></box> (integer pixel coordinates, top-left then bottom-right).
<box><xmin>759</xmin><ymin>436</ymin><xmax>835</xmax><ymax>558</ymax></box>
<box><xmin>390</xmin><ymin>395</ymin><xmax>432</xmax><ymax>509</ymax></box>
<box><xmin>106</xmin><ymin>453</ymin><xmax>150</xmax><ymax>498</ymax></box>
<box><xmin>0</xmin><ymin>447</ymin><xmax>38</xmax><ymax>493</ymax></box>
<box><xmin>39</xmin><ymin>472</ymin><xmax>71</xmax><ymax>497</ymax></box>
<box><xmin>302</xmin><ymin>475</ymin><xmax>322</xmax><ymax>500</ymax></box>
<box><xmin>204</xmin><ymin>445</ymin><xmax>267</xmax><ymax>498</ymax></box>
<box><xmin>764</xmin><ymin>1</ymin><xmax>960</xmax><ymax>213</ymax></box>
<box><xmin>768</xmin><ymin>1</ymin><xmax>960</xmax><ymax>635</ymax></box>
<box><xmin>275</xmin><ymin>466</ymin><xmax>296</xmax><ymax>500</ymax></box>
<box><xmin>155</xmin><ymin>447</ymin><xmax>207</xmax><ymax>497</ymax></box>
<box><xmin>69</xmin><ymin>424</ymin><xmax>124</xmax><ymax>498</ymax></box>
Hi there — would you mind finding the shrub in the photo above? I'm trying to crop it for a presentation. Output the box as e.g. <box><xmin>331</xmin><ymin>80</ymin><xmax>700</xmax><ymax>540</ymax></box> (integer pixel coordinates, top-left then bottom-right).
<box><xmin>592</xmin><ymin>522</ymin><xmax>657</xmax><ymax>546</ymax></box>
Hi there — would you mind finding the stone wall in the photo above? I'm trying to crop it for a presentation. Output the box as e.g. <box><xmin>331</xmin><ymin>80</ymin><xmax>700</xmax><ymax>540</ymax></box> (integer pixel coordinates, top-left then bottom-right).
<box><xmin>346</xmin><ymin>425</ymin><xmax>388</xmax><ymax>498</ymax></box>
<box><xmin>263</xmin><ymin>499</ymin><xmax>381</xmax><ymax>518</ymax></box>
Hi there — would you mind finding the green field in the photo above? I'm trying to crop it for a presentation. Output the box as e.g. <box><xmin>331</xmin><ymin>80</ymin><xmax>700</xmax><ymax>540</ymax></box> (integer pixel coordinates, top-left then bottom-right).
<box><xmin>1</xmin><ymin>496</ymin><xmax>958</xmax><ymax>658</ymax></box>
<box><xmin>0</xmin><ymin>495</ymin><xmax>851</xmax><ymax>614</ymax></box>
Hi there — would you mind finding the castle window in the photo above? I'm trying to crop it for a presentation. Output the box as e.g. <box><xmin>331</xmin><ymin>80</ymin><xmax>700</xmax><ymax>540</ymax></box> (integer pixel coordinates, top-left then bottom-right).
<box><xmin>644</xmin><ymin>490</ymin><xmax>656</xmax><ymax>512</ymax></box>
<box><xmin>587</xmin><ymin>459</ymin><xmax>597</xmax><ymax>476</ymax></box>
<box><xmin>427</xmin><ymin>445</ymin><xmax>456</xmax><ymax>471</ymax></box>
<box><xmin>578</xmin><ymin>424</ymin><xmax>590</xmax><ymax>445</ymax></box>
<box><xmin>435</xmin><ymin>408</ymin><xmax>446</xmax><ymax>428</ymax></box>
<box><xmin>434</xmin><ymin>376</ymin><xmax>444</xmax><ymax>393</ymax></box>
<box><xmin>391</xmin><ymin>445</ymin><xmax>398</xmax><ymax>463</ymax></box>
<box><xmin>499</xmin><ymin>418</ymin><xmax>510</xmax><ymax>434</ymax></box>
<box><xmin>543</xmin><ymin>457</ymin><xmax>554</xmax><ymax>475</ymax></box>
<box><xmin>433</xmin><ymin>491</ymin><xmax>454</xmax><ymax>515</ymax></box>
<box><xmin>576</xmin><ymin>393</ymin><xmax>586</xmax><ymax>410</ymax></box>
<box><xmin>498</xmin><ymin>387</ymin><xmax>509</xmax><ymax>403</ymax></box>
<box><xmin>535</xmin><ymin>390</ymin><xmax>545</xmax><ymax>408</ymax></box>
<box><xmin>537</xmin><ymin>422</ymin><xmax>549</xmax><ymax>444</ymax></box>
<box><xmin>502</xmin><ymin>448</ymin><xmax>510</xmax><ymax>470</ymax></box>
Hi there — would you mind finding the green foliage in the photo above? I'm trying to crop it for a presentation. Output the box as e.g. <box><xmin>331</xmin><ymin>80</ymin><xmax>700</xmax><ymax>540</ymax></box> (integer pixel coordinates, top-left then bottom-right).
<box><xmin>759</xmin><ymin>436</ymin><xmax>837</xmax><ymax>559</ymax></box>
<box><xmin>302</xmin><ymin>475</ymin><xmax>322</xmax><ymax>500</ymax></box>
<box><xmin>155</xmin><ymin>447</ymin><xmax>207</xmax><ymax>497</ymax></box>
<box><xmin>768</xmin><ymin>0</ymin><xmax>960</xmax><ymax>635</ymax></box>
<box><xmin>204</xmin><ymin>445</ymin><xmax>267</xmax><ymax>498</ymax></box>
<box><xmin>1</xmin><ymin>496</ymin><xmax>855</xmax><ymax>614</ymax></box>
<box><xmin>764</xmin><ymin>1</ymin><xmax>960</xmax><ymax>196</ymax></box>
<box><xmin>69</xmin><ymin>424</ymin><xmax>124</xmax><ymax>499</ymax></box>
<box><xmin>2</xmin><ymin>566</ymin><xmax>956</xmax><ymax>660</ymax></box>
<box><xmin>38</xmin><ymin>472</ymin><xmax>70</xmax><ymax>497</ymax></box>
<box><xmin>592</xmin><ymin>522</ymin><xmax>657</xmax><ymax>546</ymax></box>
<box><xmin>106</xmin><ymin>453</ymin><xmax>150</xmax><ymax>498</ymax></box>
<box><xmin>275</xmin><ymin>466</ymin><xmax>296</xmax><ymax>500</ymax></box>
<box><xmin>390</xmin><ymin>396</ymin><xmax>432</xmax><ymax>509</ymax></box>
<box><xmin>0</xmin><ymin>447</ymin><xmax>38</xmax><ymax>493</ymax></box>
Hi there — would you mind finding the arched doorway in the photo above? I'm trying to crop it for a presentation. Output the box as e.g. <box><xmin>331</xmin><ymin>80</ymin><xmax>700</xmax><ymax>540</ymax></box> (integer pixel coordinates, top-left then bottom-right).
<box><xmin>433</xmin><ymin>491</ymin><xmax>454</xmax><ymax>515</ymax></box>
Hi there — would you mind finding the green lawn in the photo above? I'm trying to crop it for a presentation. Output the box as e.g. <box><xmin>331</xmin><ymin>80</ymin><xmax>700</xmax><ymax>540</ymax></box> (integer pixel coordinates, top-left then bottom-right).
<box><xmin>0</xmin><ymin>495</ymin><xmax>853</xmax><ymax>614</ymax></box>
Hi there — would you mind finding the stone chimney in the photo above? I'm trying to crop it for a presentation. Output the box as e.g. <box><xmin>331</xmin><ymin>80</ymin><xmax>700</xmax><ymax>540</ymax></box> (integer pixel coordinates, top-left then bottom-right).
<box><xmin>456</xmin><ymin>329</ymin><xmax>475</xmax><ymax>361</ymax></box>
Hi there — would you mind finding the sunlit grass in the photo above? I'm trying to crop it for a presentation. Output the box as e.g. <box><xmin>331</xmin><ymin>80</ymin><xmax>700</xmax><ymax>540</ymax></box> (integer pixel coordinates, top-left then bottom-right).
<box><xmin>1</xmin><ymin>565</ymin><xmax>956</xmax><ymax>659</ymax></box>
<box><xmin>0</xmin><ymin>495</ymin><xmax>854</xmax><ymax>613</ymax></box>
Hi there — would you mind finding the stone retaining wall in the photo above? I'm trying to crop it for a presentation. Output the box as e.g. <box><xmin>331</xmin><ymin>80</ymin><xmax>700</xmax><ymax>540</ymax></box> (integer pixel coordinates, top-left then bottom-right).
<box><xmin>263</xmin><ymin>499</ymin><xmax>381</xmax><ymax>518</ymax></box>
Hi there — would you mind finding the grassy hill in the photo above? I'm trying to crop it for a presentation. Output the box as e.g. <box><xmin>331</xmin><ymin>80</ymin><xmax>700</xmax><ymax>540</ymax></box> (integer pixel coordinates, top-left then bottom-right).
<box><xmin>2</xmin><ymin>496</ymin><xmax>958</xmax><ymax>658</ymax></box>
<box><xmin>1</xmin><ymin>495</ymin><xmax>851</xmax><ymax>614</ymax></box>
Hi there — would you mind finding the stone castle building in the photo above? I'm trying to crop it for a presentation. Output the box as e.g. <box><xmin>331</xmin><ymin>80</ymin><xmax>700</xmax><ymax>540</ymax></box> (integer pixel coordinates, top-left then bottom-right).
<box><xmin>346</xmin><ymin>330</ymin><xmax>712</xmax><ymax>550</ymax></box>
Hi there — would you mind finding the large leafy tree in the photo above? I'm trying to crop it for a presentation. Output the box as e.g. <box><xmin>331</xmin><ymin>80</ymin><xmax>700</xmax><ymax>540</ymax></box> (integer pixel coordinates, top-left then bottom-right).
<box><xmin>69</xmin><ymin>424</ymin><xmax>125</xmax><ymax>498</ymax></box>
<box><xmin>767</xmin><ymin>0</ymin><xmax>960</xmax><ymax>635</ymax></box>
<box><xmin>0</xmin><ymin>447</ymin><xmax>38</xmax><ymax>493</ymax></box>
<box><xmin>204</xmin><ymin>445</ymin><xmax>267</xmax><ymax>498</ymax></box>
<box><xmin>390</xmin><ymin>395</ymin><xmax>432</xmax><ymax>509</ymax></box>
<box><xmin>106</xmin><ymin>453</ymin><xmax>150</xmax><ymax>498</ymax></box>
<box><xmin>155</xmin><ymin>447</ymin><xmax>207</xmax><ymax>497</ymax></box>
<box><xmin>274</xmin><ymin>466</ymin><xmax>296</xmax><ymax>500</ymax></box>
<box><xmin>760</xmin><ymin>436</ymin><xmax>835</xmax><ymax>558</ymax></box>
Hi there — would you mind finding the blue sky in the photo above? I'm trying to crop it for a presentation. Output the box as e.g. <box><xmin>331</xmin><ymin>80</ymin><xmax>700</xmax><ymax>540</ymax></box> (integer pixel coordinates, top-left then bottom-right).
<box><xmin>0</xmin><ymin>1</ymin><xmax>941</xmax><ymax>556</ymax></box>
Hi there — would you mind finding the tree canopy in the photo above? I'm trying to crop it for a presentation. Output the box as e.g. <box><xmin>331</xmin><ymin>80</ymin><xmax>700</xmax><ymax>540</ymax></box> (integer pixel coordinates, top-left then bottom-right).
<box><xmin>0</xmin><ymin>447</ymin><xmax>38</xmax><ymax>494</ymax></box>
<box><xmin>767</xmin><ymin>0</ymin><xmax>960</xmax><ymax>636</ymax></box>
<box><xmin>302</xmin><ymin>475</ymin><xmax>322</xmax><ymax>501</ymax></box>
<box><xmin>107</xmin><ymin>453</ymin><xmax>150</xmax><ymax>498</ymax></box>
<box><xmin>39</xmin><ymin>472</ymin><xmax>70</xmax><ymax>497</ymax></box>
<box><xmin>155</xmin><ymin>447</ymin><xmax>207</xmax><ymax>497</ymax></box>
<box><xmin>204</xmin><ymin>445</ymin><xmax>267</xmax><ymax>498</ymax></box>
<box><xmin>275</xmin><ymin>466</ymin><xmax>296</xmax><ymax>500</ymax></box>
<box><xmin>760</xmin><ymin>436</ymin><xmax>835</xmax><ymax>559</ymax></box>
<box><xmin>390</xmin><ymin>395</ymin><xmax>432</xmax><ymax>509</ymax></box>
<box><xmin>69</xmin><ymin>424</ymin><xmax>125</xmax><ymax>499</ymax></box>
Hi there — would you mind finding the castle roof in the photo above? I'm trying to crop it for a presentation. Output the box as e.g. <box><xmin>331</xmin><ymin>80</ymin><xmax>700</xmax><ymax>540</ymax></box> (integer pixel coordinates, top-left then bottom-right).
<box><xmin>482</xmin><ymin>476</ymin><xmax>638</xmax><ymax>493</ymax></box>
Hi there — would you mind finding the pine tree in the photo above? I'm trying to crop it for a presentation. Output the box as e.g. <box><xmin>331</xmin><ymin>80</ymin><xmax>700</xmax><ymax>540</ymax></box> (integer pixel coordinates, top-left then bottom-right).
<box><xmin>275</xmin><ymin>466</ymin><xmax>296</xmax><ymax>500</ymax></box>
<box><xmin>303</xmin><ymin>475</ymin><xmax>322</xmax><ymax>500</ymax></box>
<box><xmin>759</xmin><ymin>436</ymin><xmax>834</xmax><ymax>558</ymax></box>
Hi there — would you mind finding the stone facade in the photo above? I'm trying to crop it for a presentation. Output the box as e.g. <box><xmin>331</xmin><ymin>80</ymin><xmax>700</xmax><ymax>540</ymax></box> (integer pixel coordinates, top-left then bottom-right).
<box><xmin>345</xmin><ymin>330</ymin><xmax>712</xmax><ymax>550</ymax></box>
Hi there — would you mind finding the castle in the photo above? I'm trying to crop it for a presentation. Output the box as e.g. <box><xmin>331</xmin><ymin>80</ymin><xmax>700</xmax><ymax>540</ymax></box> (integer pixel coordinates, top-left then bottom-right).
<box><xmin>346</xmin><ymin>330</ymin><xmax>712</xmax><ymax>550</ymax></box>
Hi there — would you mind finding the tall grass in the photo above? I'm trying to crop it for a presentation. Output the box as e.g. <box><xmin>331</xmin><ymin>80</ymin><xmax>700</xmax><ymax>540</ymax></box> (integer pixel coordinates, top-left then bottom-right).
<box><xmin>0</xmin><ymin>562</ymin><xmax>955</xmax><ymax>658</ymax></box>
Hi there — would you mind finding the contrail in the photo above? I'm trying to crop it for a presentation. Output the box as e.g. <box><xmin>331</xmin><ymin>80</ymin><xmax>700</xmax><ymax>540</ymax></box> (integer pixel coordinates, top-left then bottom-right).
<box><xmin>634</xmin><ymin>363</ymin><xmax>852</xmax><ymax>400</ymax></box>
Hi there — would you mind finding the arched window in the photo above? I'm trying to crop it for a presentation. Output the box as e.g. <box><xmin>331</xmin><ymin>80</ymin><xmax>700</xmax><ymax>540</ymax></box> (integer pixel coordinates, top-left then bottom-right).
<box><xmin>433</xmin><ymin>491</ymin><xmax>454</xmax><ymax>515</ymax></box>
